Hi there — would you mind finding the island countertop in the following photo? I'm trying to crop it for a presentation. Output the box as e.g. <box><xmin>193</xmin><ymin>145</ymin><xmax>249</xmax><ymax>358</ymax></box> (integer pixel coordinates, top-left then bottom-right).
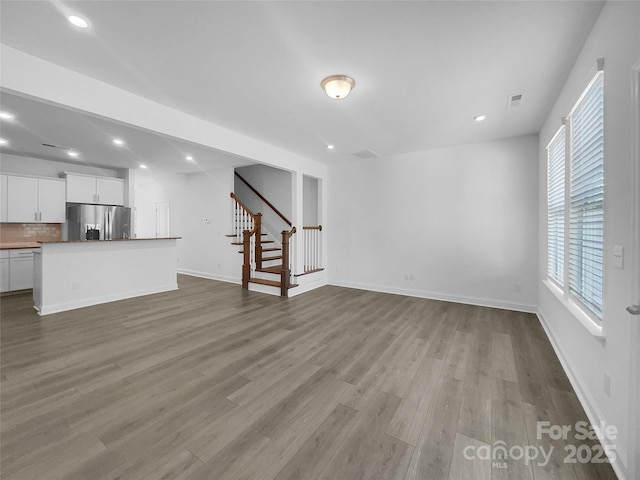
<box><xmin>37</xmin><ymin>237</ymin><xmax>182</xmax><ymax>244</ymax></box>
<box><xmin>0</xmin><ymin>242</ymin><xmax>41</xmax><ymax>250</ymax></box>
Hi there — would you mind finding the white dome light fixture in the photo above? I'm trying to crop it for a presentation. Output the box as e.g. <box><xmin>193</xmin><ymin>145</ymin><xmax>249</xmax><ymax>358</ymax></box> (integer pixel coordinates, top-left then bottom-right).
<box><xmin>321</xmin><ymin>75</ymin><xmax>355</xmax><ymax>100</ymax></box>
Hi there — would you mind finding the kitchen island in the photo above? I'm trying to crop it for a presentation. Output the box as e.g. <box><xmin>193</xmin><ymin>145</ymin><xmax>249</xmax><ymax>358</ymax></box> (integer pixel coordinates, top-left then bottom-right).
<box><xmin>33</xmin><ymin>237</ymin><xmax>181</xmax><ymax>315</ymax></box>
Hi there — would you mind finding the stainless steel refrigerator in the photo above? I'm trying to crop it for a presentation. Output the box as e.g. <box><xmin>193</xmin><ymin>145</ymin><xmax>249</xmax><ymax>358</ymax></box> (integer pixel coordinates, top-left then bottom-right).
<box><xmin>65</xmin><ymin>203</ymin><xmax>132</xmax><ymax>241</ymax></box>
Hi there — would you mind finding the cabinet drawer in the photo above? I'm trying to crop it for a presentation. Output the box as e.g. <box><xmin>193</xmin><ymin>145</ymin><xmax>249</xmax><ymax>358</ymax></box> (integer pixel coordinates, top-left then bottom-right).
<box><xmin>9</xmin><ymin>249</ymin><xmax>35</xmax><ymax>258</ymax></box>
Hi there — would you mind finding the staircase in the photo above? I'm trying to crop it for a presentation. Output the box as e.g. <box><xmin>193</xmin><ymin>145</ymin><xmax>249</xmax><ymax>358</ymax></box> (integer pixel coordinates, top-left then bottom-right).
<box><xmin>228</xmin><ymin>172</ymin><xmax>324</xmax><ymax>297</ymax></box>
<box><xmin>228</xmin><ymin>192</ymin><xmax>297</xmax><ymax>296</ymax></box>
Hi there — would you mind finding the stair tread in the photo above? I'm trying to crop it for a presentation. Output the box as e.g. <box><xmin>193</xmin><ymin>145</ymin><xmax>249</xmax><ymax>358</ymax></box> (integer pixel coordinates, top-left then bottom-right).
<box><xmin>261</xmin><ymin>247</ymin><xmax>281</xmax><ymax>252</ymax></box>
<box><xmin>262</xmin><ymin>255</ymin><xmax>283</xmax><ymax>260</ymax></box>
<box><xmin>249</xmin><ymin>278</ymin><xmax>298</xmax><ymax>289</ymax></box>
<box><xmin>256</xmin><ymin>266</ymin><xmax>283</xmax><ymax>273</ymax></box>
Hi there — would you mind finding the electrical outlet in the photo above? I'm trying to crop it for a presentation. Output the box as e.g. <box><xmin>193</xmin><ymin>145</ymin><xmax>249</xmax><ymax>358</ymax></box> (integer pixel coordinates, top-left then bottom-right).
<box><xmin>603</xmin><ymin>372</ymin><xmax>611</xmax><ymax>397</ymax></box>
<box><xmin>514</xmin><ymin>282</ymin><xmax>522</xmax><ymax>292</ymax></box>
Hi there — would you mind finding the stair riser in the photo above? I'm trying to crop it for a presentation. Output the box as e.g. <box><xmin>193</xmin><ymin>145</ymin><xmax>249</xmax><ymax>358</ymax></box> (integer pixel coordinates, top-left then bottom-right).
<box><xmin>253</xmin><ymin>270</ymin><xmax>281</xmax><ymax>281</ymax></box>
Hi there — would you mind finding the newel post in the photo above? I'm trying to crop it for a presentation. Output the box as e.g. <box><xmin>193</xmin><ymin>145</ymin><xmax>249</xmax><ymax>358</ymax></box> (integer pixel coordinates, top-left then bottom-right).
<box><xmin>242</xmin><ymin>229</ymin><xmax>251</xmax><ymax>289</ymax></box>
<box><xmin>280</xmin><ymin>230</ymin><xmax>290</xmax><ymax>297</ymax></box>
<box><xmin>254</xmin><ymin>213</ymin><xmax>262</xmax><ymax>270</ymax></box>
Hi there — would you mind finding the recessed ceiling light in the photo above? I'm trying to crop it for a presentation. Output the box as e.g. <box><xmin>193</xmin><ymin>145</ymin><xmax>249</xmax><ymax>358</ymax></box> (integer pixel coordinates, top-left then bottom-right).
<box><xmin>185</xmin><ymin>156</ymin><xmax>194</xmax><ymax>162</ymax></box>
<box><xmin>474</xmin><ymin>115</ymin><xmax>487</xmax><ymax>122</ymax></box>
<box><xmin>68</xmin><ymin>151</ymin><xmax>79</xmax><ymax>158</ymax></box>
<box><xmin>0</xmin><ymin>138</ymin><xmax>8</xmax><ymax>146</ymax></box>
<box><xmin>0</xmin><ymin>112</ymin><xmax>15</xmax><ymax>120</ymax></box>
<box><xmin>68</xmin><ymin>15</ymin><xmax>89</xmax><ymax>29</ymax></box>
<box><xmin>139</xmin><ymin>164</ymin><xmax>148</xmax><ymax>169</ymax></box>
<box><xmin>326</xmin><ymin>145</ymin><xmax>335</xmax><ymax>150</ymax></box>
<box><xmin>112</xmin><ymin>138</ymin><xmax>125</xmax><ymax>146</ymax></box>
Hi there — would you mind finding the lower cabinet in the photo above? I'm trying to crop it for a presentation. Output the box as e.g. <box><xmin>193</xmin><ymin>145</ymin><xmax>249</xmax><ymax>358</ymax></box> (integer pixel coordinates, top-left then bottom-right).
<box><xmin>2</xmin><ymin>249</ymin><xmax>35</xmax><ymax>291</ymax></box>
<box><xmin>0</xmin><ymin>251</ymin><xmax>9</xmax><ymax>292</ymax></box>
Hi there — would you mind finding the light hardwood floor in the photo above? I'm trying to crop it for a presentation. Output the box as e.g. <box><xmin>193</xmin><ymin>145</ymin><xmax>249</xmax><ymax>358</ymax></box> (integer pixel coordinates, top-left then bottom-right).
<box><xmin>1</xmin><ymin>275</ymin><xmax>617</xmax><ymax>480</ymax></box>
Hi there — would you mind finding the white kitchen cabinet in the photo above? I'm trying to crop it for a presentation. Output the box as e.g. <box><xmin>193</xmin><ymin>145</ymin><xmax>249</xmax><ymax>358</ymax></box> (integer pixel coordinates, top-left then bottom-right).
<box><xmin>65</xmin><ymin>173</ymin><xmax>124</xmax><ymax>206</ymax></box>
<box><xmin>7</xmin><ymin>175</ymin><xmax>38</xmax><ymax>222</ymax></box>
<box><xmin>66</xmin><ymin>173</ymin><xmax>96</xmax><ymax>204</ymax></box>
<box><xmin>1</xmin><ymin>174</ymin><xmax>8</xmax><ymax>222</ymax></box>
<box><xmin>6</xmin><ymin>175</ymin><xmax>66</xmax><ymax>223</ymax></box>
<box><xmin>9</xmin><ymin>249</ymin><xmax>34</xmax><ymax>290</ymax></box>
<box><xmin>1</xmin><ymin>251</ymin><xmax>9</xmax><ymax>293</ymax></box>
<box><xmin>96</xmin><ymin>177</ymin><xmax>125</xmax><ymax>205</ymax></box>
<box><xmin>37</xmin><ymin>178</ymin><xmax>66</xmax><ymax>222</ymax></box>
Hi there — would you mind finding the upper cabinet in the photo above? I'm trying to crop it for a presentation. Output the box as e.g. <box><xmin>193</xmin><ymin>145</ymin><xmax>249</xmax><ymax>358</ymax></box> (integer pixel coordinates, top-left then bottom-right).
<box><xmin>65</xmin><ymin>173</ymin><xmax>124</xmax><ymax>206</ymax></box>
<box><xmin>6</xmin><ymin>175</ymin><xmax>66</xmax><ymax>223</ymax></box>
<box><xmin>1</xmin><ymin>175</ymin><xmax>7</xmax><ymax>222</ymax></box>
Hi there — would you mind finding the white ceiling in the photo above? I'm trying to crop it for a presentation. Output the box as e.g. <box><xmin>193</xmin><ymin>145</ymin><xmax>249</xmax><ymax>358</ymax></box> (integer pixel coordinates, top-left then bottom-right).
<box><xmin>0</xmin><ymin>90</ymin><xmax>254</xmax><ymax>173</ymax></box>
<box><xmin>0</xmin><ymin>0</ymin><xmax>604</xmax><ymax>168</ymax></box>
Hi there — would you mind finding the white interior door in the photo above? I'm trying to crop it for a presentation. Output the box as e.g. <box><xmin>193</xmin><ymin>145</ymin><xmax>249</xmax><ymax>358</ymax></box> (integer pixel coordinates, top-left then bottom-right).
<box><xmin>155</xmin><ymin>201</ymin><xmax>170</xmax><ymax>238</ymax></box>
<box><xmin>627</xmin><ymin>61</ymin><xmax>640</xmax><ymax>480</ymax></box>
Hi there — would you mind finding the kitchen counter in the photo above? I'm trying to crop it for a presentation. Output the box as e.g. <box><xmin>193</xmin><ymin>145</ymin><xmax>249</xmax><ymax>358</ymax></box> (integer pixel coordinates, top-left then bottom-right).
<box><xmin>38</xmin><ymin>237</ymin><xmax>182</xmax><ymax>244</ymax></box>
<box><xmin>1</xmin><ymin>242</ymin><xmax>41</xmax><ymax>250</ymax></box>
<box><xmin>34</xmin><ymin>237</ymin><xmax>180</xmax><ymax>315</ymax></box>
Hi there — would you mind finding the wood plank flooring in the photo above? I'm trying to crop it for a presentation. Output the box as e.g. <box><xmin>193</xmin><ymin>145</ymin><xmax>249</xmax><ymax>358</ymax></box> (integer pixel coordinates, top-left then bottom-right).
<box><xmin>1</xmin><ymin>275</ymin><xmax>617</xmax><ymax>480</ymax></box>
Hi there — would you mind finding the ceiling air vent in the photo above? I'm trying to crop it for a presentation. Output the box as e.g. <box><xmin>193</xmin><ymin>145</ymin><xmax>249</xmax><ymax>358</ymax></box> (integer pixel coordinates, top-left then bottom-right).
<box><xmin>352</xmin><ymin>149</ymin><xmax>379</xmax><ymax>159</ymax></box>
<box><xmin>508</xmin><ymin>94</ymin><xmax>523</xmax><ymax>108</ymax></box>
<box><xmin>42</xmin><ymin>143</ymin><xmax>71</xmax><ymax>150</ymax></box>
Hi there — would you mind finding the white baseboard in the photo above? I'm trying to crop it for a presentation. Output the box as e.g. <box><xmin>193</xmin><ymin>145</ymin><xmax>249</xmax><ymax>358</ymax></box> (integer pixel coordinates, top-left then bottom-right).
<box><xmin>328</xmin><ymin>279</ymin><xmax>537</xmax><ymax>313</ymax></box>
<box><xmin>536</xmin><ymin>308</ymin><xmax>628</xmax><ymax>480</ymax></box>
<box><xmin>177</xmin><ymin>269</ymin><xmax>241</xmax><ymax>285</ymax></box>
<box><xmin>36</xmin><ymin>284</ymin><xmax>178</xmax><ymax>315</ymax></box>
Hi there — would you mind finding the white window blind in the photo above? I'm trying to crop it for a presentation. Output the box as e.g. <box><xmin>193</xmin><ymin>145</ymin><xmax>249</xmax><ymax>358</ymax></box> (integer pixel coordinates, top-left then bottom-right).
<box><xmin>568</xmin><ymin>71</ymin><xmax>604</xmax><ymax>318</ymax></box>
<box><xmin>547</xmin><ymin>126</ymin><xmax>565</xmax><ymax>285</ymax></box>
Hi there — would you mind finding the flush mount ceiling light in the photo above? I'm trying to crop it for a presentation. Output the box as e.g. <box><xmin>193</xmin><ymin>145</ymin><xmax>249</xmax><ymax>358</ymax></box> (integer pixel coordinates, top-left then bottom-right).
<box><xmin>139</xmin><ymin>164</ymin><xmax>148</xmax><ymax>169</ymax></box>
<box><xmin>68</xmin><ymin>15</ymin><xmax>89</xmax><ymax>28</ymax></box>
<box><xmin>326</xmin><ymin>145</ymin><xmax>335</xmax><ymax>150</ymax></box>
<box><xmin>185</xmin><ymin>155</ymin><xmax>195</xmax><ymax>162</ymax></box>
<box><xmin>321</xmin><ymin>75</ymin><xmax>355</xmax><ymax>100</ymax></box>
<box><xmin>474</xmin><ymin>115</ymin><xmax>487</xmax><ymax>122</ymax></box>
<box><xmin>112</xmin><ymin>138</ymin><xmax>125</xmax><ymax>146</ymax></box>
<box><xmin>68</xmin><ymin>150</ymin><xmax>79</xmax><ymax>158</ymax></box>
<box><xmin>0</xmin><ymin>111</ymin><xmax>15</xmax><ymax>120</ymax></box>
<box><xmin>0</xmin><ymin>138</ymin><xmax>8</xmax><ymax>145</ymax></box>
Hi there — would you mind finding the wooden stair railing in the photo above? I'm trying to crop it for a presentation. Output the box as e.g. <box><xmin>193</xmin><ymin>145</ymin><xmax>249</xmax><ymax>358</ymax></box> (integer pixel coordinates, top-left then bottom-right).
<box><xmin>280</xmin><ymin>226</ymin><xmax>296</xmax><ymax>297</ymax></box>
<box><xmin>231</xmin><ymin>189</ymin><xmax>321</xmax><ymax>297</ymax></box>
<box><xmin>302</xmin><ymin>225</ymin><xmax>323</xmax><ymax>273</ymax></box>
<box><xmin>231</xmin><ymin>192</ymin><xmax>263</xmax><ymax>287</ymax></box>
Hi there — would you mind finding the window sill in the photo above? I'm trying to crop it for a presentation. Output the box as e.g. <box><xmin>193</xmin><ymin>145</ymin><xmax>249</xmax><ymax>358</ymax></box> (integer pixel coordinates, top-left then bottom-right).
<box><xmin>543</xmin><ymin>279</ymin><xmax>605</xmax><ymax>340</ymax></box>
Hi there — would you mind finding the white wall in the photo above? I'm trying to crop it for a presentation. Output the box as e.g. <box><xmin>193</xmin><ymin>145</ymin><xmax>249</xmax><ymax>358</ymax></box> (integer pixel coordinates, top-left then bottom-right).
<box><xmin>303</xmin><ymin>175</ymin><xmax>319</xmax><ymax>226</ymax></box>
<box><xmin>135</xmin><ymin>166</ymin><xmax>241</xmax><ymax>284</ymax></box>
<box><xmin>537</xmin><ymin>3</ymin><xmax>640</xmax><ymax>479</ymax></box>
<box><xmin>328</xmin><ymin>134</ymin><xmax>539</xmax><ymax>312</ymax></box>
<box><xmin>235</xmin><ymin>164</ymin><xmax>293</xmax><ymax>239</ymax></box>
<box><xmin>134</xmin><ymin>169</ymin><xmax>187</xmax><ymax>238</ymax></box>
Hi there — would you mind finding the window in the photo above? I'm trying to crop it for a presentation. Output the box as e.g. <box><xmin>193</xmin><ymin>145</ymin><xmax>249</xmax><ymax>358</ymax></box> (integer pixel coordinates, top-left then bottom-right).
<box><xmin>547</xmin><ymin>126</ymin><xmax>565</xmax><ymax>285</ymax></box>
<box><xmin>569</xmin><ymin>71</ymin><xmax>604</xmax><ymax>318</ymax></box>
<box><xmin>546</xmin><ymin>68</ymin><xmax>604</xmax><ymax>321</ymax></box>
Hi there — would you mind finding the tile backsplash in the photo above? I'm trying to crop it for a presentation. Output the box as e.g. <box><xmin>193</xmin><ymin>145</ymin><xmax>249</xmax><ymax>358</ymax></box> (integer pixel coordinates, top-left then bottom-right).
<box><xmin>0</xmin><ymin>223</ymin><xmax>62</xmax><ymax>243</ymax></box>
